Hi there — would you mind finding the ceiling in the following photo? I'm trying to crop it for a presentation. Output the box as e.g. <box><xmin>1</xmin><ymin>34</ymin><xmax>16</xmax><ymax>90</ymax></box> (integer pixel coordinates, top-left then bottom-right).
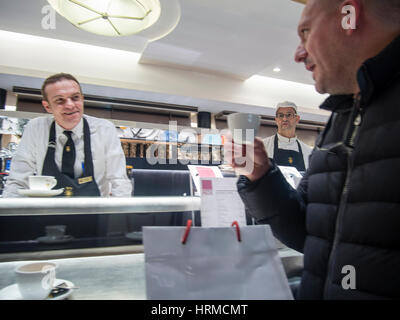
<box><xmin>0</xmin><ymin>0</ymin><xmax>330</xmax><ymax>123</ymax></box>
<box><xmin>0</xmin><ymin>0</ymin><xmax>311</xmax><ymax>84</ymax></box>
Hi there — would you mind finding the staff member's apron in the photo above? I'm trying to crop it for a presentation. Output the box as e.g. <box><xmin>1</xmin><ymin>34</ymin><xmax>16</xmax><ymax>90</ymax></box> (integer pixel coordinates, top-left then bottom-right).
<box><xmin>42</xmin><ymin>119</ymin><xmax>100</xmax><ymax>197</ymax></box>
<box><xmin>273</xmin><ymin>134</ymin><xmax>306</xmax><ymax>172</ymax></box>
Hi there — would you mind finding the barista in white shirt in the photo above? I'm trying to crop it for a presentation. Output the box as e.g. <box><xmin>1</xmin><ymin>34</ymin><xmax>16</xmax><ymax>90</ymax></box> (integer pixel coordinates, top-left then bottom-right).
<box><xmin>3</xmin><ymin>73</ymin><xmax>132</xmax><ymax>197</ymax></box>
<box><xmin>263</xmin><ymin>101</ymin><xmax>313</xmax><ymax>171</ymax></box>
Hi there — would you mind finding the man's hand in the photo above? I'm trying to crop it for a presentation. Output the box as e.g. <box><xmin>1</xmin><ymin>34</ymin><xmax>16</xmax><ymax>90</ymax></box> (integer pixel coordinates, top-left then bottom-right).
<box><xmin>223</xmin><ymin>132</ymin><xmax>271</xmax><ymax>182</ymax></box>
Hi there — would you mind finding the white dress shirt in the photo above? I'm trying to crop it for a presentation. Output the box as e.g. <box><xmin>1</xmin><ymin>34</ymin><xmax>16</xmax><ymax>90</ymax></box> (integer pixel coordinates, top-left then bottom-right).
<box><xmin>263</xmin><ymin>133</ymin><xmax>313</xmax><ymax>169</ymax></box>
<box><xmin>3</xmin><ymin>115</ymin><xmax>132</xmax><ymax>197</ymax></box>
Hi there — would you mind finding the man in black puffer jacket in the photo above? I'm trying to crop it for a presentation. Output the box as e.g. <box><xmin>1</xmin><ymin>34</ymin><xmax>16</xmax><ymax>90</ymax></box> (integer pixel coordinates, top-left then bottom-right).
<box><xmin>226</xmin><ymin>0</ymin><xmax>400</xmax><ymax>299</ymax></box>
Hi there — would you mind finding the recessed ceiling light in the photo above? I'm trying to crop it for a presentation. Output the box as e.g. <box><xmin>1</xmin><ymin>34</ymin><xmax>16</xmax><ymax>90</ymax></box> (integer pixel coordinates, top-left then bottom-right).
<box><xmin>273</xmin><ymin>67</ymin><xmax>281</xmax><ymax>73</ymax></box>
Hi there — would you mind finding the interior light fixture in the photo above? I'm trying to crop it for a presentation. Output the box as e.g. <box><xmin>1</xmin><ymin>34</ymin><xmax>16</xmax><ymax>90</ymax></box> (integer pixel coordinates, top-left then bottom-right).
<box><xmin>47</xmin><ymin>0</ymin><xmax>161</xmax><ymax>37</ymax></box>
<box><xmin>273</xmin><ymin>67</ymin><xmax>281</xmax><ymax>73</ymax></box>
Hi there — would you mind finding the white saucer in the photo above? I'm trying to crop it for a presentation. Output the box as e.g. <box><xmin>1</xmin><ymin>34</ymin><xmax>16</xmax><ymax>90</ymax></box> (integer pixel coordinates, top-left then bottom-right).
<box><xmin>37</xmin><ymin>235</ymin><xmax>74</xmax><ymax>244</ymax></box>
<box><xmin>18</xmin><ymin>188</ymin><xmax>64</xmax><ymax>197</ymax></box>
<box><xmin>0</xmin><ymin>279</ymin><xmax>75</xmax><ymax>300</ymax></box>
<box><xmin>125</xmin><ymin>231</ymin><xmax>143</xmax><ymax>241</ymax></box>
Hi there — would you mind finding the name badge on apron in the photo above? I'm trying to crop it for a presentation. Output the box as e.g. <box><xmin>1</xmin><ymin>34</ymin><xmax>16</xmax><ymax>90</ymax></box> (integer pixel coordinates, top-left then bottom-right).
<box><xmin>78</xmin><ymin>176</ymin><xmax>93</xmax><ymax>185</ymax></box>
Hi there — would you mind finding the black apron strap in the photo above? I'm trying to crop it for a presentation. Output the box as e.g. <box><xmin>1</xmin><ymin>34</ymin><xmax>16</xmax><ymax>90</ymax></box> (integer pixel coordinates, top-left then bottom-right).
<box><xmin>42</xmin><ymin>119</ymin><xmax>100</xmax><ymax>196</ymax></box>
<box><xmin>82</xmin><ymin>118</ymin><xmax>95</xmax><ymax>177</ymax></box>
<box><xmin>42</xmin><ymin>122</ymin><xmax>59</xmax><ymax>176</ymax></box>
<box><xmin>296</xmin><ymin>139</ymin><xmax>304</xmax><ymax>164</ymax></box>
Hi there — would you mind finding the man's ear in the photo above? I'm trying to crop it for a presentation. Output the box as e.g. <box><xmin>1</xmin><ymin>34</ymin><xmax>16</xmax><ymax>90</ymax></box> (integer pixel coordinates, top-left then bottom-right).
<box><xmin>42</xmin><ymin>100</ymin><xmax>52</xmax><ymax>114</ymax></box>
<box><xmin>340</xmin><ymin>0</ymin><xmax>362</xmax><ymax>35</ymax></box>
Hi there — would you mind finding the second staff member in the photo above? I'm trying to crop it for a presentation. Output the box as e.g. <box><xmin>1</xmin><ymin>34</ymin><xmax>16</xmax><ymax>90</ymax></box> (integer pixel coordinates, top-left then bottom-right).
<box><xmin>263</xmin><ymin>101</ymin><xmax>312</xmax><ymax>171</ymax></box>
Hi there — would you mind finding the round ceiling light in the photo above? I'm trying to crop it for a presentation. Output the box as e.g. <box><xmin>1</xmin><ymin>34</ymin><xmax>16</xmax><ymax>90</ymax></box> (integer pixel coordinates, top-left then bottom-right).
<box><xmin>48</xmin><ymin>0</ymin><xmax>161</xmax><ymax>37</ymax></box>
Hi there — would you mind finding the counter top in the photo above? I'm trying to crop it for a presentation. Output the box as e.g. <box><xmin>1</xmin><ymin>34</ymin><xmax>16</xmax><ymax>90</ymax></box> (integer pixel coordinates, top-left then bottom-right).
<box><xmin>0</xmin><ymin>196</ymin><xmax>201</xmax><ymax>216</ymax></box>
<box><xmin>0</xmin><ymin>250</ymin><xmax>303</xmax><ymax>300</ymax></box>
<box><xmin>0</xmin><ymin>253</ymin><xmax>146</xmax><ymax>300</ymax></box>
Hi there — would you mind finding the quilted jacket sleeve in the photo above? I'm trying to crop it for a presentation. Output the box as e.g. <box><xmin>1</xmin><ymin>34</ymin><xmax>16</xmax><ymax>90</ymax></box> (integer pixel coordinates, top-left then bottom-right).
<box><xmin>237</xmin><ymin>162</ymin><xmax>308</xmax><ymax>252</ymax></box>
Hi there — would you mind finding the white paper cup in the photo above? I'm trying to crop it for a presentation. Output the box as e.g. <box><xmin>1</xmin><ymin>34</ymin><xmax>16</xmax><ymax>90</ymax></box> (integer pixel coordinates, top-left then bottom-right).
<box><xmin>28</xmin><ymin>176</ymin><xmax>57</xmax><ymax>190</ymax></box>
<box><xmin>15</xmin><ymin>262</ymin><xmax>57</xmax><ymax>300</ymax></box>
<box><xmin>227</xmin><ymin>113</ymin><xmax>261</xmax><ymax>144</ymax></box>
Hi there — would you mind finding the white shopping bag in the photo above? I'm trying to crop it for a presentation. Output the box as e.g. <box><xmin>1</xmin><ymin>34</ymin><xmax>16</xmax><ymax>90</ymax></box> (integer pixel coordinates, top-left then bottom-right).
<box><xmin>143</xmin><ymin>223</ymin><xmax>293</xmax><ymax>300</ymax></box>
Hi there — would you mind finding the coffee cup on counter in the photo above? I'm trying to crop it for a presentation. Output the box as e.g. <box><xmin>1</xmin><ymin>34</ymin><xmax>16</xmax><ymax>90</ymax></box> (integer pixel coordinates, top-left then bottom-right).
<box><xmin>15</xmin><ymin>261</ymin><xmax>57</xmax><ymax>300</ymax></box>
<box><xmin>28</xmin><ymin>175</ymin><xmax>57</xmax><ymax>190</ymax></box>
<box><xmin>227</xmin><ymin>113</ymin><xmax>261</xmax><ymax>145</ymax></box>
<box><xmin>45</xmin><ymin>225</ymin><xmax>66</xmax><ymax>240</ymax></box>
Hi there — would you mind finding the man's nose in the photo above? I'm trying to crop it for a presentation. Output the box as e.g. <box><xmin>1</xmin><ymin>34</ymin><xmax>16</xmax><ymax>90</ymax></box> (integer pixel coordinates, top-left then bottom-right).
<box><xmin>65</xmin><ymin>97</ymin><xmax>75</xmax><ymax>107</ymax></box>
<box><xmin>294</xmin><ymin>43</ymin><xmax>307</xmax><ymax>63</ymax></box>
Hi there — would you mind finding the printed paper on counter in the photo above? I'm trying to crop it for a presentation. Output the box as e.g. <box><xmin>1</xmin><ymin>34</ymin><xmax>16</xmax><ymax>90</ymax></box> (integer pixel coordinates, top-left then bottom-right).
<box><xmin>200</xmin><ymin>177</ymin><xmax>246</xmax><ymax>227</ymax></box>
<box><xmin>188</xmin><ymin>165</ymin><xmax>223</xmax><ymax>196</ymax></box>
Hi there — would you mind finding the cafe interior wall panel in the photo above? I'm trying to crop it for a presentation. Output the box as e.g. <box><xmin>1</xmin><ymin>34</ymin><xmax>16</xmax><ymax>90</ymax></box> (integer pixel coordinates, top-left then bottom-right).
<box><xmin>84</xmin><ymin>107</ymin><xmax>112</xmax><ymax>120</ymax></box>
<box><xmin>296</xmin><ymin>129</ymin><xmax>319</xmax><ymax>147</ymax></box>
<box><xmin>110</xmin><ymin>109</ymin><xmax>190</xmax><ymax>126</ymax></box>
<box><xmin>15</xmin><ymin>100</ymin><xmax>46</xmax><ymax>113</ymax></box>
<box><xmin>16</xmin><ymin>99</ymin><xmax>190</xmax><ymax>126</ymax></box>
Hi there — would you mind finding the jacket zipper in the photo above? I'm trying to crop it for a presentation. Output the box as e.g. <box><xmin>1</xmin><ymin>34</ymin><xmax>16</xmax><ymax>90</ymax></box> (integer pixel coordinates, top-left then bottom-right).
<box><xmin>322</xmin><ymin>93</ymin><xmax>362</xmax><ymax>298</ymax></box>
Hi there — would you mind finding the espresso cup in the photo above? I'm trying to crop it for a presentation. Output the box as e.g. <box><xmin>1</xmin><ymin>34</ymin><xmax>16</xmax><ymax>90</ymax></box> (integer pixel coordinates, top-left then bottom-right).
<box><xmin>28</xmin><ymin>176</ymin><xmax>57</xmax><ymax>190</ymax></box>
<box><xmin>15</xmin><ymin>262</ymin><xmax>57</xmax><ymax>300</ymax></box>
<box><xmin>45</xmin><ymin>225</ymin><xmax>66</xmax><ymax>239</ymax></box>
<box><xmin>227</xmin><ymin>113</ymin><xmax>261</xmax><ymax>144</ymax></box>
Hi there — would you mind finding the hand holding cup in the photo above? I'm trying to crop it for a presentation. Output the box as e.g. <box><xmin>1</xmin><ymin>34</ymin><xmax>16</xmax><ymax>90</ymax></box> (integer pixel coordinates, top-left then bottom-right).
<box><xmin>223</xmin><ymin>131</ymin><xmax>271</xmax><ymax>182</ymax></box>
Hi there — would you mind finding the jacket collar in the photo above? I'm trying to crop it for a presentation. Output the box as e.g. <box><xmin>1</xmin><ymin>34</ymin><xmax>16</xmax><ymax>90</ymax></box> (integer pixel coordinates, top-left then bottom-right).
<box><xmin>320</xmin><ymin>35</ymin><xmax>400</xmax><ymax>112</ymax></box>
<box><xmin>320</xmin><ymin>94</ymin><xmax>354</xmax><ymax>113</ymax></box>
<box><xmin>357</xmin><ymin>35</ymin><xmax>400</xmax><ymax>105</ymax></box>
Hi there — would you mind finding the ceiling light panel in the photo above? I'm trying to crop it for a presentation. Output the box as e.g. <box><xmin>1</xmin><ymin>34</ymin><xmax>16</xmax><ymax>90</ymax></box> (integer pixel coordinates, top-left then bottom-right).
<box><xmin>48</xmin><ymin>0</ymin><xmax>161</xmax><ymax>36</ymax></box>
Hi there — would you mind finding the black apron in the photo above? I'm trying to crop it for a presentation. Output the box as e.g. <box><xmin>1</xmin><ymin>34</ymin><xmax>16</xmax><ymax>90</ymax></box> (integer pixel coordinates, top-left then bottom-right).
<box><xmin>273</xmin><ymin>134</ymin><xmax>306</xmax><ymax>172</ymax></box>
<box><xmin>42</xmin><ymin>118</ymin><xmax>100</xmax><ymax>197</ymax></box>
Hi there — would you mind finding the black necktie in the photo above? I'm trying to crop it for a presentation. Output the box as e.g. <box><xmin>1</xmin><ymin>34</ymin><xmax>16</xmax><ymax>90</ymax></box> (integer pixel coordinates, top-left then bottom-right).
<box><xmin>62</xmin><ymin>131</ymin><xmax>75</xmax><ymax>179</ymax></box>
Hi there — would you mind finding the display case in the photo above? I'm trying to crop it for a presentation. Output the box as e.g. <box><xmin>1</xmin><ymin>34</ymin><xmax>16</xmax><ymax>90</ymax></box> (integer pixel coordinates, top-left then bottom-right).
<box><xmin>0</xmin><ymin>196</ymin><xmax>200</xmax><ymax>258</ymax></box>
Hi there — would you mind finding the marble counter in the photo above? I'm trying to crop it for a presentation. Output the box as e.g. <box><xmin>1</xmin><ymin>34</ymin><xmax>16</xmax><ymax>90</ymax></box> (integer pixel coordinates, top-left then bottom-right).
<box><xmin>0</xmin><ymin>253</ymin><xmax>146</xmax><ymax>300</ymax></box>
<box><xmin>0</xmin><ymin>249</ymin><xmax>303</xmax><ymax>300</ymax></box>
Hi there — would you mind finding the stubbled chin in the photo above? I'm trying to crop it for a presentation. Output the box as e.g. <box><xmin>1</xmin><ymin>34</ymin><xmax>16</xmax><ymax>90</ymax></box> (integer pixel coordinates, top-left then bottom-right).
<box><xmin>314</xmin><ymin>81</ymin><xmax>327</xmax><ymax>94</ymax></box>
<box><xmin>61</xmin><ymin>114</ymin><xmax>81</xmax><ymax>129</ymax></box>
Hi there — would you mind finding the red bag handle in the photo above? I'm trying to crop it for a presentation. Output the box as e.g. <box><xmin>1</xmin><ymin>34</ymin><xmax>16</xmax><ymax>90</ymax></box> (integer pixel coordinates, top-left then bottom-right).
<box><xmin>181</xmin><ymin>220</ymin><xmax>242</xmax><ymax>244</ymax></box>
<box><xmin>231</xmin><ymin>221</ymin><xmax>242</xmax><ymax>242</ymax></box>
<box><xmin>181</xmin><ymin>219</ymin><xmax>193</xmax><ymax>244</ymax></box>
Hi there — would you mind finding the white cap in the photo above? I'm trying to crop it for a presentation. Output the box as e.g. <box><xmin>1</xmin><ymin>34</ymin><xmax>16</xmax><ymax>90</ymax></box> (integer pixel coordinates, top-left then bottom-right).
<box><xmin>276</xmin><ymin>101</ymin><xmax>298</xmax><ymax>114</ymax></box>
